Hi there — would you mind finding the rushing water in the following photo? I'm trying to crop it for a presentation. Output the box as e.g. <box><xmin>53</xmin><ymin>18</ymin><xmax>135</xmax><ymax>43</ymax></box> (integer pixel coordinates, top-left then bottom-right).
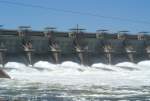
<box><xmin>1</xmin><ymin>60</ymin><xmax>150</xmax><ymax>100</ymax></box>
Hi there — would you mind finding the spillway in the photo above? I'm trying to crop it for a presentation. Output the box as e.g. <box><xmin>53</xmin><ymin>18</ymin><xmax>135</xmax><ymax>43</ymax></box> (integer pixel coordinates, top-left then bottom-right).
<box><xmin>0</xmin><ymin>27</ymin><xmax>150</xmax><ymax>79</ymax></box>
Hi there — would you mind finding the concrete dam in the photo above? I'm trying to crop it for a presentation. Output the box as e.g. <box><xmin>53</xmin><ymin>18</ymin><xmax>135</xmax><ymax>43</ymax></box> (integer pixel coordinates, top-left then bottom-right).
<box><xmin>0</xmin><ymin>26</ymin><xmax>150</xmax><ymax>67</ymax></box>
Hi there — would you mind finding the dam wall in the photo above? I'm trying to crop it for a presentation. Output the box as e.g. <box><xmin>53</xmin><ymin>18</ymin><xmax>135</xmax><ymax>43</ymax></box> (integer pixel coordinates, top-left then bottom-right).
<box><xmin>0</xmin><ymin>29</ymin><xmax>150</xmax><ymax>65</ymax></box>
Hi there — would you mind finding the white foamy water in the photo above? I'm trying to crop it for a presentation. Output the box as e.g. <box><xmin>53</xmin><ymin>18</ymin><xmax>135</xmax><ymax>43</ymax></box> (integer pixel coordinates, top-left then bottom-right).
<box><xmin>2</xmin><ymin>60</ymin><xmax>150</xmax><ymax>87</ymax></box>
<box><xmin>1</xmin><ymin>60</ymin><xmax>150</xmax><ymax>100</ymax></box>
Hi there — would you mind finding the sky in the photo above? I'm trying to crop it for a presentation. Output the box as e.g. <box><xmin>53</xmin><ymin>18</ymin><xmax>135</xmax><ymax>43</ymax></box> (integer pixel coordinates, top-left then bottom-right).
<box><xmin>0</xmin><ymin>0</ymin><xmax>150</xmax><ymax>33</ymax></box>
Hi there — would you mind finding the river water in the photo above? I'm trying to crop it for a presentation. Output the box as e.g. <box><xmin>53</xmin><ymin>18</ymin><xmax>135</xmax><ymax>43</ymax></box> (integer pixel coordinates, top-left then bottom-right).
<box><xmin>1</xmin><ymin>60</ymin><xmax>150</xmax><ymax>101</ymax></box>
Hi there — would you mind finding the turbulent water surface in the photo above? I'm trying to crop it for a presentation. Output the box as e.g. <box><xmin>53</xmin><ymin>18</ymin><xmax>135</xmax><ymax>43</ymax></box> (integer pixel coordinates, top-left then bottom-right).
<box><xmin>1</xmin><ymin>60</ymin><xmax>150</xmax><ymax>100</ymax></box>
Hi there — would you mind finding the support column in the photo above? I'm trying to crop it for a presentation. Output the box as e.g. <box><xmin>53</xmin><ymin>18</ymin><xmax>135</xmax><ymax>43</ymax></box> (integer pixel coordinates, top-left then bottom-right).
<box><xmin>145</xmin><ymin>46</ymin><xmax>150</xmax><ymax>58</ymax></box>
<box><xmin>75</xmin><ymin>46</ymin><xmax>87</xmax><ymax>65</ymax></box>
<box><xmin>52</xmin><ymin>51</ymin><xmax>60</xmax><ymax>64</ymax></box>
<box><xmin>106</xmin><ymin>53</ymin><xmax>112</xmax><ymax>64</ymax></box>
<box><xmin>78</xmin><ymin>52</ymin><xmax>84</xmax><ymax>65</ymax></box>
<box><xmin>125</xmin><ymin>46</ymin><xmax>135</xmax><ymax>62</ymax></box>
<box><xmin>128</xmin><ymin>52</ymin><xmax>134</xmax><ymax>62</ymax></box>
<box><xmin>50</xmin><ymin>45</ymin><xmax>61</xmax><ymax>64</ymax></box>
<box><xmin>0</xmin><ymin>49</ymin><xmax>7</xmax><ymax>67</ymax></box>
<box><xmin>104</xmin><ymin>45</ymin><xmax>113</xmax><ymax>64</ymax></box>
<box><xmin>26</xmin><ymin>51</ymin><xmax>32</xmax><ymax>65</ymax></box>
<box><xmin>23</xmin><ymin>42</ymin><xmax>34</xmax><ymax>65</ymax></box>
<box><xmin>24</xmin><ymin>49</ymin><xmax>34</xmax><ymax>65</ymax></box>
<box><xmin>0</xmin><ymin>52</ymin><xmax>3</xmax><ymax>66</ymax></box>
